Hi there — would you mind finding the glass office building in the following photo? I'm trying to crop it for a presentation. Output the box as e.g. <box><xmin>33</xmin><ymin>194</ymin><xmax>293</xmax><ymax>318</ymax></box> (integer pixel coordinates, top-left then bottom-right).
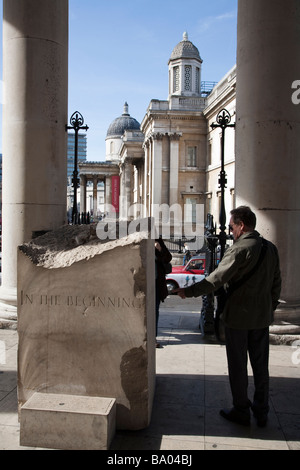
<box><xmin>67</xmin><ymin>133</ymin><xmax>87</xmax><ymax>185</ymax></box>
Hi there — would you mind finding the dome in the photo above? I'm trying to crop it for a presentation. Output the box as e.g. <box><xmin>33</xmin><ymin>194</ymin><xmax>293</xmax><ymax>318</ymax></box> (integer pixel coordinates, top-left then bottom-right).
<box><xmin>169</xmin><ymin>32</ymin><xmax>202</xmax><ymax>63</ymax></box>
<box><xmin>106</xmin><ymin>102</ymin><xmax>141</xmax><ymax>138</ymax></box>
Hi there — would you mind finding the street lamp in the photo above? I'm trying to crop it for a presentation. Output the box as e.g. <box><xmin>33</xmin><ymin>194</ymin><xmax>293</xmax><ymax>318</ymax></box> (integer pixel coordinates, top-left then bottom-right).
<box><xmin>200</xmin><ymin>109</ymin><xmax>235</xmax><ymax>339</ymax></box>
<box><xmin>211</xmin><ymin>108</ymin><xmax>235</xmax><ymax>260</ymax></box>
<box><xmin>66</xmin><ymin>111</ymin><xmax>89</xmax><ymax>223</ymax></box>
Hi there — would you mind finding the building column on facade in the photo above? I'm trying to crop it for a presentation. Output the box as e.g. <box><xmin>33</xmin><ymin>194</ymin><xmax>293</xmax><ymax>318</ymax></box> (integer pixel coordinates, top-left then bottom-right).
<box><xmin>105</xmin><ymin>176</ymin><xmax>112</xmax><ymax>213</ymax></box>
<box><xmin>119</xmin><ymin>163</ymin><xmax>125</xmax><ymax>220</ymax></box>
<box><xmin>80</xmin><ymin>174</ymin><xmax>87</xmax><ymax>213</ymax></box>
<box><xmin>235</xmin><ymin>0</ymin><xmax>300</xmax><ymax>324</ymax></box>
<box><xmin>92</xmin><ymin>177</ymin><xmax>98</xmax><ymax>216</ymax></box>
<box><xmin>151</xmin><ymin>133</ymin><xmax>163</xmax><ymax>208</ymax></box>
<box><xmin>119</xmin><ymin>161</ymin><xmax>131</xmax><ymax>221</ymax></box>
<box><xmin>124</xmin><ymin>159</ymin><xmax>133</xmax><ymax>220</ymax></box>
<box><xmin>169</xmin><ymin>133</ymin><xmax>181</xmax><ymax>207</ymax></box>
<box><xmin>0</xmin><ymin>0</ymin><xmax>68</xmax><ymax>326</ymax></box>
<box><xmin>143</xmin><ymin>141</ymin><xmax>150</xmax><ymax>218</ymax></box>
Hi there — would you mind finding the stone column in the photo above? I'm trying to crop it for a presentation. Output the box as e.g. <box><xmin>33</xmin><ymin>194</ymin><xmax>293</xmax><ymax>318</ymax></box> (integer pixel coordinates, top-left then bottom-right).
<box><xmin>169</xmin><ymin>133</ymin><xmax>181</xmax><ymax>206</ymax></box>
<box><xmin>0</xmin><ymin>0</ymin><xmax>69</xmax><ymax>326</ymax></box>
<box><xmin>151</xmin><ymin>133</ymin><xmax>163</xmax><ymax>206</ymax></box>
<box><xmin>235</xmin><ymin>0</ymin><xmax>300</xmax><ymax>324</ymax></box>
<box><xmin>125</xmin><ymin>159</ymin><xmax>133</xmax><ymax>219</ymax></box>
<box><xmin>80</xmin><ymin>175</ymin><xmax>87</xmax><ymax>213</ymax></box>
<box><xmin>119</xmin><ymin>164</ymin><xmax>125</xmax><ymax>220</ymax></box>
<box><xmin>93</xmin><ymin>177</ymin><xmax>98</xmax><ymax>216</ymax></box>
<box><xmin>143</xmin><ymin>141</ymin><xmax>150</xmax><ymax>218</ymax></box>
<box><xmin>105</xmin><ymin>176</ymin><xmax>112</xmax><ymax>213</ymax></box>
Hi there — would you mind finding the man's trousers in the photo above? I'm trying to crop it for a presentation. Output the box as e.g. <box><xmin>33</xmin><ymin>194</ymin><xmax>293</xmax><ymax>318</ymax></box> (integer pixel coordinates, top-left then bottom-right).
<box><xmin>224</xmin><ymin>326</ymin><xmax>270</xmax><ymax>418</ymax></box>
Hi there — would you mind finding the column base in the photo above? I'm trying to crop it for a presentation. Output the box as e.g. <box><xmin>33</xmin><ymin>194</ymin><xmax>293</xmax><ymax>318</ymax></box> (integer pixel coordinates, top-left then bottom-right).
<box><xmin>0</xmin><ymin>286</ymin><xmax>17</xmax><ymax>329</ymax></box>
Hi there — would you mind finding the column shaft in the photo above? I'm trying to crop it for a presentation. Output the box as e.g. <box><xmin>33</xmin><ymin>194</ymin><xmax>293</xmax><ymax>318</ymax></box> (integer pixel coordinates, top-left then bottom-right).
<box><xmin>80</xmin><ymin>175</ymin><xmax>87</xmax><ymax>213</ymax></box>
<box><xmin>151</xmin><ymin>134</ymin><xmax>163</xmax><ymax>206</ymax></box>
<box><xmin>93</xmin><ymin>177</ymin><xmax>98</xmax><ymax>216</ymax></box>
<box><xmin>1</xmin><ymin>0</ymin><xmax>69</xmax><ymax>324</ymax></box>
<box><xmin>236</xmin><ymin>0</ymin><xmax>300</xmax><ymax>319</ymax></box>
<box><xmin>169</xmin><ymin>134</ymin><xmax>180</xmax><ymax>207</ymax></box>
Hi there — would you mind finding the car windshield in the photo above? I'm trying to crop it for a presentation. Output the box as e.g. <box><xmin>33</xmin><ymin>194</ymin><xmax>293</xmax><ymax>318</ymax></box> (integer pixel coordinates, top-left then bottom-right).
<box><xmin>188</xmin><ymin>260</ymin><xmax>203</xmax><ymax>270</ymax></box>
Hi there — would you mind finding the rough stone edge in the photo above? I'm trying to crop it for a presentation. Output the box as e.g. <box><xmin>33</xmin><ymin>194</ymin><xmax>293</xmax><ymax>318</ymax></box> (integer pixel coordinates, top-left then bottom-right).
<box><xmin>0</xmin><ymin>319</ymin><xmax>17</xmax><ymax>330</ymax></box>
<box><xmin>18</xmin><ymin>222</ymin><xmax>152</xmax><ymax>270</ymax></box>
<box><xmin>269</xmin><ymin>333</ymin><xmax>300</xmax><ymax>345</ymax></box>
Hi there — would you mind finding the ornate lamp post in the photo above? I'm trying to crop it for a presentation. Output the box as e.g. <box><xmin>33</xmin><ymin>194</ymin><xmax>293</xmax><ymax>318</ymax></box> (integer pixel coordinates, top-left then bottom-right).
<box><xmin>200</xmin><ymin>109</ymin><xmax>235</xmax><ymax>339</ymax></box>
<box><xmin>66</xmin><ymin>111</ymin><xmax>89</xmax><ymax>223</ymax></box>
<box><xmin>211</xmin><ymin>108</ymin><xmax>235</xmax><ymax>259</ymax></box>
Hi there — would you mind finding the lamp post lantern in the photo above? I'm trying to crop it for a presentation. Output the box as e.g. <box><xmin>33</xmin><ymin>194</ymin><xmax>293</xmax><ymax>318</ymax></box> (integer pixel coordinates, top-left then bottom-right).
<box><xmin>66</xmin><ymin>111</ymin><xmax>89</xmax><ymax>223</ymax></box>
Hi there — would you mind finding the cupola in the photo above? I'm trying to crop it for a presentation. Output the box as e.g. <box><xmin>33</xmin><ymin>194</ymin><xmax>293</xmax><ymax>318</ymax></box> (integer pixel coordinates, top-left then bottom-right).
<box><xmin>168</xmin><ymin>32</ymin><xmax>203</xmax><ymax>99</ymax></box>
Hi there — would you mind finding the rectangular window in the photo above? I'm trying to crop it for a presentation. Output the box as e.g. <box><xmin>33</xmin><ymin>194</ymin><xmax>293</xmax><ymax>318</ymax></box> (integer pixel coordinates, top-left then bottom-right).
<box><xmin>187</xmin><ymin>146</ymin><xmax>197</xmax><ymax>167</ymax></box>
<box><xmin>185</xmin><ymin>198</ymin><xmax>197</xmax><ymax>223</ymax></box>
<box><xmin>207</xmin><ymin>140</ymin><xmax>212</xmax><ymax>166</ymax></box>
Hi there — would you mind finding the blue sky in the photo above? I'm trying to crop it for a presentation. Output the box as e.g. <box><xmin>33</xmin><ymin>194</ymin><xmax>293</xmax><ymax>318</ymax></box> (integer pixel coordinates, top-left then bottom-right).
<box><xmin>0</xmin><ymin>0</ymin><xmax>238</xmax><ymax>161</ymax></box>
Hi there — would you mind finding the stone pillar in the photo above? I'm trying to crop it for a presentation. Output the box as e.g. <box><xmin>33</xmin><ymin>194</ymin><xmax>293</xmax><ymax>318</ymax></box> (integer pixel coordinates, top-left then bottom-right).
<box><xmin>151</xmin><ymin>133</ymin><xmax>163</xmax><ymax>206</ymax></box>
<box><xmin>0</xmin><ymin>0</ymin><xmax>69</xmax><ymax>326</ymax></box>
<box><xmin>143</xmin><ymin>141</ymin><xmax>150</xmax><ymax>218</ymax></box>
<box><xmin>169</xmin><ymin>133</ymin><xmax>181</xmax><ymax>206</ymax></box>
<box><xmin>93</xmin><ymin>177</ymin><xmax>98</xmax><ymax>216</ymax></box>
<box><xmin>119</xmin><ymin>164</ymin><xmax>126</xmax><ymax>220</ymax></box>
<box><xmin>105</xmin><ymin>176</ymin><xmax>112</xmax><ymax>213</ymax></box>
<box><xmin>80</xmin><ymin>175</ymin><xmax>87</xmax><ymax>213</ymax></box>
<box><xmin>125</xmin><ymin>159</ymin><xmax>133</xmax><ymax>219</ymax></box>
<box><xmin>235</xmin><ymin>0</ymin><xmax>300</xmax><ymax>324</ymax></box>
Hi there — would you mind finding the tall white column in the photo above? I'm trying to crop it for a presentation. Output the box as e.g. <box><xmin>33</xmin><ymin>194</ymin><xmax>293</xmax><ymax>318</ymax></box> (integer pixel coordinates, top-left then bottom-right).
<box><xmin>1</xmin><ymin>0</ymin><xmax>69</xmax><ymax>326</ymax></box>
<box><xmin>143</xmin><ymin>142</ymin><xmax>149</xmax><ymax>218</ymax></box>
<box><xmin>146</xmin><ymin>141</ymin><xmax>151</xmax><ymax>217</ymax></box>
<box><xmin>235</xmin><ymin>0</ymin><xmax>300</xmax><ymax>323</ymax></box>
<box><xmin>169</xmin><ymin>133</ymin><xmax>181</xmax><ymax>206</ymax></box>
<box><xmin>80</xmin><ymin>175</ymin><xmax>87</xmax><ymax>213</ymax></box>
<box><xmin>105</xmin><ymin>176</ymin><xmax>112</xmax><ymax>212</ymax></box>
<box><xmin>93</xmin><ymin>177</ymin><xmax>98</xmax><ymax>216</ymax></box>
<box><xmin>124</xmin><ymin>159</ymin><xmax>133</xmax><ymax>219</ymax></box>
<box><xmin>151</xmin><ymin>133</ymin><xmax>163</xmax><ymax>206</ymax></box>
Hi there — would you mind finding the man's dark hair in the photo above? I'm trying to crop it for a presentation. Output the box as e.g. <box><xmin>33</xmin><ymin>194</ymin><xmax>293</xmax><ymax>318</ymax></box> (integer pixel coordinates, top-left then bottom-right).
<box><xmin>230</xmin><ymin>206</ymin><xmax>256</xmax><ymax>229</ymax></box>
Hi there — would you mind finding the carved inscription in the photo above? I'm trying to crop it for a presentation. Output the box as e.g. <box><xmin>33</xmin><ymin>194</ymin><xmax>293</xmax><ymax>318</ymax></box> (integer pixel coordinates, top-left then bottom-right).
<box><xmin>20</xmin><ymin>291</ymin><xmax>143</xmax><ymax>309</ymax></box>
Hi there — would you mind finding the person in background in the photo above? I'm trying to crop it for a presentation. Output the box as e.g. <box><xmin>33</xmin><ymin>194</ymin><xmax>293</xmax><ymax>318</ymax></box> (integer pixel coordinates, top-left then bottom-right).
<box><xmin>183</xmin><ymin>243</ymin><xmax>191</xmax><ymax>265</ymax></box>
<box><xmin>175</xmin><ymin>206</ymin><xmax>281</xmax><ymax>427</ymax></box>
<box><xmin>155</xmin><ymin>238</ymin><xmax>172</xmax><ymax>348</ymax></box>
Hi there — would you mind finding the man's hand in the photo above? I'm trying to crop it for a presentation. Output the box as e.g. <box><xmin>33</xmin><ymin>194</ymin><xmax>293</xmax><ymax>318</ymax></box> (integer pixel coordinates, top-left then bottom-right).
<box><xmin>155</xmin><ymin>242</ymin><xmax>162</xmax><ymax>251</ymax></box>
<box><xmin>173</xmin><ymin>288</ymin><xmax>186</xmax><ymax>299</ymax></box>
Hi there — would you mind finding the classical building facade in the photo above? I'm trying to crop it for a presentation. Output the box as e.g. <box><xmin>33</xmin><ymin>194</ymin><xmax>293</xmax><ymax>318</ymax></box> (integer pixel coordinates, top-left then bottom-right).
<box><xmin>1</xmin><ymin>1</ymin><xmax>299</xmax><ymax>332</ymax></box>
<box><xmin>203</xmin><ymin>65</ymin><xmax>236</xmax><ymax>225</ymax></box>
<box><xmin>80</xmin><ymin>33</ymin><xmax>236</xmax><ymax>240</ymax></box>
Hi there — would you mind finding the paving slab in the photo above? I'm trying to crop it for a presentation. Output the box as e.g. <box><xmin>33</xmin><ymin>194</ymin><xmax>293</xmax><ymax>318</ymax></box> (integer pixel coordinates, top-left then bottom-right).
<box><xmin>0</xmin><ymin>295</ymin><xmax>299</xmax><ymax>451</ymax></box>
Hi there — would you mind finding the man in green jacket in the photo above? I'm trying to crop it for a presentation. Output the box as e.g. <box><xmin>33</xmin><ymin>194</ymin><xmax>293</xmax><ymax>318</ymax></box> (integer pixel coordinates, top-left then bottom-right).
<box><xmin>176</xmin><ymin>206</ymin><xmax>281</xmax><ymax>427</ymax></box>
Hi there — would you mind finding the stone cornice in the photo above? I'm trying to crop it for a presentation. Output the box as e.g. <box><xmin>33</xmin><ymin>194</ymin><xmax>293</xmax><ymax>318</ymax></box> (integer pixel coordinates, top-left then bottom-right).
<box><xmin>144</xmin><ymin>131</ymin><xmax>183</xmax><ymax>145</ymax></box>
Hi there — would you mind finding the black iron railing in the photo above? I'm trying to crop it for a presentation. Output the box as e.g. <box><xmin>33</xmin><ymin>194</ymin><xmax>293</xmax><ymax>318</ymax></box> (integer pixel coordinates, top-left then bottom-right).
<box><xmin>164</xmin><ymin>237</ymin><xmax>198</xmax><ymax>253</ymax></box>
<box><xmin>72</xmin><ymin>211</ymin><xmax>91</xmax><ymax>225</ymax></box>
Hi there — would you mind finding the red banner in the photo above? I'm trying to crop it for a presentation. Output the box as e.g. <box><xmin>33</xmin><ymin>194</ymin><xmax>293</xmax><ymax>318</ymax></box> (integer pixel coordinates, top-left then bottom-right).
<box><xmin>111</xmin><ymin>175</ymin><xmax>120</xmax><ymax>213</ymax></box>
